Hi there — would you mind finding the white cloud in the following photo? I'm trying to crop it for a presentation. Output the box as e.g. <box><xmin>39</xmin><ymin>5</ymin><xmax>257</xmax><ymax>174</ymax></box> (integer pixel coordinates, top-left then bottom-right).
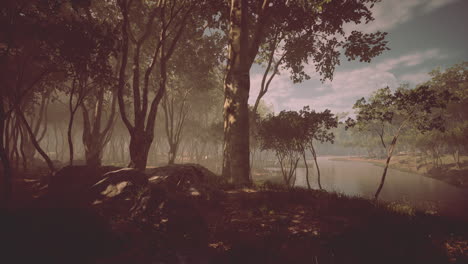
<box><xmin>273</xmin><ymin>49</ymin><xmax>445</xmax><ymax>114</ymax></box>
<box><xmin>249</xmin><ymin>69</ymin><xmax>294</xmax><ymax>112</ymax></box>
<box><xmin>375</xmin><ymin>49</ymin><xmax>445</xmax><ymax>71</ymax></box>
<box><xmin>282</xmin><ymin>67</ymin><xmax>399</xmax><ymax>113</ymax></box>
<box><xmin>345</xmin><ymin>0</ymin><xmax>460</xmax><ymax>33</ymax></box>
<box><xmin>399</xmin><ymin>71</ymin><xmax>431</xmax><ymax>85</ymax></box>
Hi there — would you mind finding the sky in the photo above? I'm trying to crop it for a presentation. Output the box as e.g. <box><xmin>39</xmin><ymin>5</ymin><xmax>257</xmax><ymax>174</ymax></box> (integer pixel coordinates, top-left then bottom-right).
<box><xmin>248</xmin><ymin>0</ymin><xmax>468</xmax><ymax>115</ymax></box>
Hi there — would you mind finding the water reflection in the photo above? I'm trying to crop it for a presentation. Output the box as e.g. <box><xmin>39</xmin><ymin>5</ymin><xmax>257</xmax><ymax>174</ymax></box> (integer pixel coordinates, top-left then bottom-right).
<box><xmin>271</xmin><ymin>157</ymin><xmax>468</xmax><ymax>218</ymax></box>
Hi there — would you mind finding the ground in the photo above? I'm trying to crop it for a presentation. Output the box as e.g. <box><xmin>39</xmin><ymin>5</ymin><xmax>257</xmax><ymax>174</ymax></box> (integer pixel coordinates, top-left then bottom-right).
<box><xmin>1</xmin><ymin>165</ymin><xmax>467</xmax><ymax>264</ymax></box>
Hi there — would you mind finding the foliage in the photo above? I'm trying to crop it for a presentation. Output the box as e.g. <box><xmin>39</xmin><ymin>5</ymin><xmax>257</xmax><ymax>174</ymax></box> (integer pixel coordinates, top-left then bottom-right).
<box><xmin>257</xmin><ymin>107</ymin><xmax>337</xmax><ymax>187</ymax></box>
<box><xmin>346</xmin><ymin>85</ymin><xmax>452</xmax><ymax>198</ymax></box>
<box><xmin>252</xmin><ymin>0</ymin><xmax>389</xmax><ymax>83</ymax></box>
<box><xmin>347</xmin><ymin>86</ymin><xmax>451</xmax><ymax>137</ymax></box>
<box><xmin>420</xmin><ymin>62</ymin><xmax>468</xmax><ymax>166</ymax></box>
<box><xmin>300</xmin><ymin>106</ymin><xmax>338</xmax><ymax>145</ymax></box>
<box><xmin>258</xmin><ymin>110</ymin><xmax>307</xmax><ymax>186</ymax></box>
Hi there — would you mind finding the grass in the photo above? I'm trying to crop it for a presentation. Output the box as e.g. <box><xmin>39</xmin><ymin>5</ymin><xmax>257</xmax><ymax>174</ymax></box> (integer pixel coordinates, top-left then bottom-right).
<box><xmin>3</xmin><ymin>166</ymin><xmax>467</xmax><ymax>264</ymax></box>
<box><xmin>104</xmin><ymin>184</ymin><xmax>467</xmax><ymax>263</ymax></box>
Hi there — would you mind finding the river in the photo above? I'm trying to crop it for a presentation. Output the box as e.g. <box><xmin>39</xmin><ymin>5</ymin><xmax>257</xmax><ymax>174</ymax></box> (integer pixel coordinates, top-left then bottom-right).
<box><xmin>270</xmin><ymin>157</ymin><xmax>468</xmax><ymax>219</ymax></box>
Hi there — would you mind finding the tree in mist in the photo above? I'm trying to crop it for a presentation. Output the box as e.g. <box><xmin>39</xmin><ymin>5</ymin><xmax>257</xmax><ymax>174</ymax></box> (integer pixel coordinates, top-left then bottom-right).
<box><xmin>223</xmin><ymin>0</ymin><xmax>389</xmax><ymax>184</ymax></box>
<box><xmin>346</xmin><ymin>86</ymin><xmax>451</xmax><ymax>199</ymax></box>
<box><xmin>1</xmin><ymin>0</ymin><xmax>74</xmax><ymax>202</ymax></box>
<box><xmin>114</xmin><ymin>0</ymin><xmax>221</xmax><ymax>170</ymax></box>
<box><xmin>58</xmin><ymin>14</ymin><xmax>116</xmax><ymax>166</ymax></box>
<box><xmin>300</xmin><ymin>106</ymin><xmax>337</xmax><ymax>190</ymax></box>
<box><xmin>162</xmin><ymin>28</ymin><xmax>223</xmax><ymax>165</ymax></box>
<box><xmin>422</xmin><ymin>62</ymin><xmax>468</xmax><ymax>168</ymax></box>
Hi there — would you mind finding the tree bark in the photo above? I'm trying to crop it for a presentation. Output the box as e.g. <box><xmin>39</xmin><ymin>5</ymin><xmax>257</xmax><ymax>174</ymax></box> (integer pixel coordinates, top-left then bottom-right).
<box><xmin>163</xmin><ymin>91</ymin><xmax>189</xmax><ymax>165</ymax></box>
<box><xmin>375</xmin><ymin>132</ymin><xmax>401</xmax><ymax>199</ymax></box>
<box><xmin>302</xmin><ymin>150</ymin><xmax>310</xmax><ymax>190</ymax></box>
<box><xmin>67</xmin><ymin>112</ymin><xmax>76</xmax><ymax>165</ymax></box>
<box><xmin>252</xmin><ymin>31</ymin><xmax>285</xmax><ymax>115</ymax></box>
<box><xmin>128</xmin><ymin>130</ymin><xmax>152</xmax><ymax>170</ymax></box>
<box><xmin>81</xmin><ymin>86</ymin><xmax>116</xmax><ymax>167</ymax></box>
<box><xmin>223</xmin><ymin>0</ymin><xmax>250</xmax><ymax>184</ymax></box>
<box><xmin>116</xmin><ymin>0</ymin><xmax>191</xmax><ymax>171</ymax></box>
<box><xmin>17</xmin><ymin>110</ymin><xmax>55</xmax><ymax>173</ymax></box>
<box><xmin>310</xmin><ymin>143</ymin><xmax>322</xmax><ymax>190</ymax></box>
<box><xmin>0</xmin><ymin>98</ymin><xmax>12</xmax><ymax>205</ymax></box>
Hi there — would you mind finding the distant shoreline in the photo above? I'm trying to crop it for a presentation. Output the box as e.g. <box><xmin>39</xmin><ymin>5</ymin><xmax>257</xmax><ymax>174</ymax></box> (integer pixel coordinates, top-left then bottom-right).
<box><xmin>328</xmin><ymin>155</ymin><xmax>468</xmax><ymax>188</ymax></box>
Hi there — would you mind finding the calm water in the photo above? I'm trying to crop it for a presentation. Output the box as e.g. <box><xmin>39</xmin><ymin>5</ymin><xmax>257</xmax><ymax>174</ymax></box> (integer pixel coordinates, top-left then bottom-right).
<box><xmin>271</xmin><ymin>157</ymin><xmax>468</xmax><ymax>218</ymax></box>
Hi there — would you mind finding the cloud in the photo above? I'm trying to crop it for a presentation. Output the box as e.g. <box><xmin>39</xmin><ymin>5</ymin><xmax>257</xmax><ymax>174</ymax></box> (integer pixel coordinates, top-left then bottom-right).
<box><xmin>399</xmin><ymin>71</ymin><xmax>431</xmax><ymax>85</ymax></box>
<box><xmin>274</xmin><ymin>49</ymin><xmax>445</xmax><ymax>114</ymax></box>
<box><xmin>249</xmin><ymin>69</ymin><xmax>294</xmax><ymax>112</ymax></box>
<box><xmin>282</xmin><ymin>67</ymin><xmax>399</xmax><ymax>113</ymax></box>
<box><xmin>375</xmin><ymin>49</ymin><xmax>445</xmax><ymax>71</ymax></box>
<box><xmin>345</xmin><ymin>0</ymin><xmax>460</xmax><ymax>33</ymax></box>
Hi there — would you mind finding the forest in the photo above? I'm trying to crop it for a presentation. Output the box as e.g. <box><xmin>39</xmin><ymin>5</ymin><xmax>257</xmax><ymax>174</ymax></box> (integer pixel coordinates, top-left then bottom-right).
<box><xmin>1</xmin><ymin>0</ymin><xmax>467</xmax><ymax>263</ymax></box>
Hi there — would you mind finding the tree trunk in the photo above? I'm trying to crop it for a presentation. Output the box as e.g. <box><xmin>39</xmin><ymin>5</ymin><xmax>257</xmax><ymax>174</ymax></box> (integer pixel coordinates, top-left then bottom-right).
<box><xmin>310</xmin><ymin>143</ymin><xmax>322</xmax><ymax>190</ymax></box>
<box><xmin>17</xmin><ymin>110</ymin><xmax>55</xmax><ymax>173</ymax></box>
<box><xmin>302</xmin><ymin>150</ymin><xmax>310</xmax><ymax>190</ymax></box>
<box><xmin>0</xmin><ymin>99</ymin><xmax>12</xmax><ymax>205</ymax></box>
<box><xmin>84</xmin><ymin>139</ymin><xmax>102</xmax><ymax>167</ymax></box>
<box><xmin>375</xmin><ymin>134</ymin><xmax>400</xmax><ymax>199</ymax></box>
<box><xmin>252</xmin><ymin>30</ymin><xmax>284</xmax><ymax>115</ymax></box>
<box><xmin>128</xmin><ymin>130</ymin><xmax>152</xmax><ymax>170</ymax></box>
<box><xmin>168</xmin><ymin>143</ymin><xmax>177</xmax><ymax>165</ymax></box>
<box><xmin>452</xmin><ymin>148</ymin><xmax>460</xmax><ymax>169</ymax></box>
<box><xmin>223</xmin><ymin>0</ymin><xmax>250</xmax><ymax>185</ymax></box>
<box><xmin>67</xmin><ymin>113</ymin><xmax>75</xmax><ymax>166</ymax></box>
<box><xmin>249</xmin><ymin>147</ymin><xmax>257</xmax><ymax>181</ymax></box>
<box><xmin>81</xmin><ymin>88</ymin><xmax>116</xmax><ymax>167</ymax></box>
<box><xmin>54</xmin><ymin>123</ymin><xmax>59</xmax><ymax>160</ymax></box>
<box><xmin>18</xmin><ymin>124</ymin><xmax>27</xmax><ymax>171</ymax></box>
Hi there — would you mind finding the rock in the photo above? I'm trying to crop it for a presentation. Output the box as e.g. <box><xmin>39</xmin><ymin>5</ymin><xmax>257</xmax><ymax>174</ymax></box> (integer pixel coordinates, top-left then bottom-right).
<box><xmin>145</xmin><ymin>163</ymin><xmax>227</xmax><ymax>197</ymax></box>
<box><xmin>44</xmin><ymin>165</ymin><xmax>121</xmax><ymax>206</ymax></box>
<box><xmin>88</xmin><ymin>168</ymin><xmax>148</xmax><ymax>208</ymax></box>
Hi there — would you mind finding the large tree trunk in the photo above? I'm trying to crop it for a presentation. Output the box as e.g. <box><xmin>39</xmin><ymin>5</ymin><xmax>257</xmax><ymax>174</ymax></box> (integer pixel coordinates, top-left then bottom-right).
<box><xmin>223</xmin><ymin>0</ymin><xmax>250</xmax><ymax>185</ymax></box>
<box><xmin>83</xmin><ymin>138</ymin><xmax>102</xmax><ymax>167</ymax></box>
<box><xmin>128</xmin><ymin>131</ymin><xmax>152</xmax><ymax>170</ymax></box>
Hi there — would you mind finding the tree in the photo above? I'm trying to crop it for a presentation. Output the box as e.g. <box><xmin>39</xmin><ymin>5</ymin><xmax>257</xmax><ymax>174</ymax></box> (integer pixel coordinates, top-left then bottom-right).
<box><xmin>223</xmin><ymin>0</ymin><xmax>389</xmax><ymax>184</ymax></box>
<box><xmin>162</xmin><ymin>28</ymin><xmax>223</xmax><ymax>165</ymax></box>
<box><xmin>423</xmin><ymin>62</ymin><xmax>468</xmax><ymax>168</ymax></box>
<box><xmin>258</xmin><ymin>110</ymin><xmax>308</xmax><ymax>187</ymax></box>
<box><xmin>346</xmin><ymin>86</ymin><xmax>451</xmax><ymax>199</ymax></box>
<box><xmin>81</xmin><ymin>87</ymin><xmax>117</xmax><ymax>167</ymax></box>
<box><xmin>1</xmin><ymin>0</ymin><xmax>69</xmax><ymax>202</ymax></box>
<box><xmin>115</xmin><ymin>0</ymin><xmax>213</xmax><ymax>170</ymax></box>
<box><xmin>300</xmin><ymin>106</ymin><xmax>337</xmax><ymax>190</ymax></box>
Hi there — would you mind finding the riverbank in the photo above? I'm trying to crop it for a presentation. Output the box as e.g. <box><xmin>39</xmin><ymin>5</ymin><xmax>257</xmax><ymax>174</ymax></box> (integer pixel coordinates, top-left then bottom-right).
<box><xmin>4</xmin><ymin>168</ymin><xmax>468</xmax><ymax>263</ymax></box>
<box><xmin>330</xmin><ymin>155</ymin><xmax>468</xmax><ymax>188</ymax></box>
